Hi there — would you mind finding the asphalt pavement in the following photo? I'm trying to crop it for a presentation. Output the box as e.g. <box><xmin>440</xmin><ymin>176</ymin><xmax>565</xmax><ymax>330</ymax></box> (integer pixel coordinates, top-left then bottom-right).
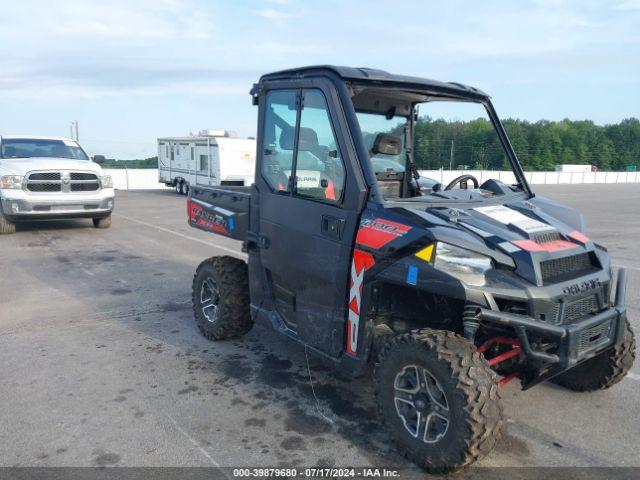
<box><xmin>1</xmin><ymin>184</ymin><xmax>638</xmax><ymax>474</ymax></box>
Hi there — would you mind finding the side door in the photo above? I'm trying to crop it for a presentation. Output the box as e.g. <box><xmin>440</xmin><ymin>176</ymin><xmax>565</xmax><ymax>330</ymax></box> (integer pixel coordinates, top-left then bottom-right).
<box><xmin>252</xmin><ymin>85</ymin><xmax>365</xmax><ymax>357</ymax></box>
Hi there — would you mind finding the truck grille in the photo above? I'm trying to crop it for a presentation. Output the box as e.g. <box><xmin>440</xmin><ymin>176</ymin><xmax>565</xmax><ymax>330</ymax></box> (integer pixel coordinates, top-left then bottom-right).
<box><xmin>540</xmin><ymin>253</ymin><xmax>596</xmax><ymax>284</ymax></box>
<box><xmin>578</xmin><ymin>319</ymin><xmax>612</xmax><ymax>353</ymax></box>
<box><xmin>25</xmin><ymin>171</ymin><xmax>100</xmax><ymax>193</ymax></box>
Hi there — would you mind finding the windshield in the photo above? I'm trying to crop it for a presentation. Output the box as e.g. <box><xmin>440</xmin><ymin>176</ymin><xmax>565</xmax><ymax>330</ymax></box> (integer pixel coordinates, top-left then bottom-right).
<box><xmin>356</xmin><ymin>112</ymin><xmax>407</xmax><ymax>174</ymax></box>
<box><xmin>0</xmin><ymin>138</ymin><xmax>89</xmax><ymax>160</ymax></box>
<box><xmin>354</xmin><ymin>97</ymin><xmax>520</xmax><ymax>202</ymax></box>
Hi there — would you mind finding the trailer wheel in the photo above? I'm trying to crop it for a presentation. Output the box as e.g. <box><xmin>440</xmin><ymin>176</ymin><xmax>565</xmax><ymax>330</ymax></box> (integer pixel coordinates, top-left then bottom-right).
<box><xmin>552</xmin><ymin>319</ymin><xmax>635</xmax><ymax>392</ymax></box>
<box><xmin>375</xmin><ymin>328</ymin><xmax>503</xmax><ymax>473</ymax></box>
<box><xmin>192</xmin><ymin>256</ymin><xmax>252</xmax><ymax>341</ymax></box>
<box><xmin>0</xmin><ymin>209</ymin><xmax>16</xmax><ymax>234</ymax></box>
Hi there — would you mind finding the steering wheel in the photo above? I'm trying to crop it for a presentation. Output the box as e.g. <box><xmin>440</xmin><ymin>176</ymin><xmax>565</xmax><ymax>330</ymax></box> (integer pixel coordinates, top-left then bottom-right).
<box><xmin>444</xmin><ymin>174</ymin><xmax>479</xmax><ymax>191</ymax></box>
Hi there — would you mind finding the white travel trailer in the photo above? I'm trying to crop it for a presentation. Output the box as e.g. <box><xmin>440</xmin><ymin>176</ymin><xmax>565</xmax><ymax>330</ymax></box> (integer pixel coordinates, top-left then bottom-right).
<box><xmin>158</xmin><ymin>130</ymin><xmax>256</xmax><ymax>194</ymax></box>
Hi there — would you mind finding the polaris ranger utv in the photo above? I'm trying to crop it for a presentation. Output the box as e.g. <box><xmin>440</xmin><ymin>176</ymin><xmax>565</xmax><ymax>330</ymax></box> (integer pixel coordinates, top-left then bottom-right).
<box><xmin>187</xmin><ymin>66</ymin><xmax>635</xmax><ymax>472</ymax></box>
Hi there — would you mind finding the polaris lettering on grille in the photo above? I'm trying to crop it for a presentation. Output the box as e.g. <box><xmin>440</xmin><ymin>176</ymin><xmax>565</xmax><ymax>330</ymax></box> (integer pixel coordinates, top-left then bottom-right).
<box><xmin>563</xmin><ymin>279</ymin><xmax>601</xmax><ymax>296</ymax></box>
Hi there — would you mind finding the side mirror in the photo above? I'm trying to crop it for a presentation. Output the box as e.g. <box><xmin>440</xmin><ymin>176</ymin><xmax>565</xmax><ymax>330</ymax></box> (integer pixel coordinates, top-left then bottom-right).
<box><xmin>93</xmin><ymin>155</ymin><xmax>106</xmax><ymax>164</ymax></box>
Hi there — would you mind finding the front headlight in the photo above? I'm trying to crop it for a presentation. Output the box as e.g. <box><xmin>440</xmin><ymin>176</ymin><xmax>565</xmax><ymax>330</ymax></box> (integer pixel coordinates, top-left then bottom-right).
<box><xmin>0</xmin><ymin>175</ymin><xmax>23</xmax><ymax>190</ymax></box>
<box><xmin>434</xmin><ymin>242</ymin><xmax>493</xmax><ymax>286</ymax></box>
<box><xmin>101</xmin><ymin>175</ymin><xmax>113</xmax><ymax>188</ymax></box>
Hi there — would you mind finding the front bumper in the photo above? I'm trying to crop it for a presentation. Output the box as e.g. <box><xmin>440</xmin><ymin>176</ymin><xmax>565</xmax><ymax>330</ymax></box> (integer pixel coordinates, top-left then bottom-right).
<box><xmin>477</xmin><ymin>269</ymin><xmax>628</xmax><ymax>388</ymax></box>
<box><xmin>1</xmin><ymin>188</ymin><xmax>115</xmax><ymax>220</ymax></box>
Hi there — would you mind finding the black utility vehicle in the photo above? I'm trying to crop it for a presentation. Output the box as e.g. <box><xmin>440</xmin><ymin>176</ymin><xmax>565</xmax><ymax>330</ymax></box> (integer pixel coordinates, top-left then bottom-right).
<box><xmin>188</xmin><ymin>66</ymin><xmax>635</xmax><ymax>472</ymax></box>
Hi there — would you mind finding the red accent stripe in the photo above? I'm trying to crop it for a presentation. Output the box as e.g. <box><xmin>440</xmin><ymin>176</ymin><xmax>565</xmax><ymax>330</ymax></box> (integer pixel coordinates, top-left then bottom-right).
<box><xmin>356</xmin><ymin>219</ymin><xmax>411</xmax><ymax>249</ymax></box>
<box><xmin>512</xmin><ymin>239</ymin><xmax>579</xmax><ymax>253</ymax></box>
<box><xmin>568</xmin><ymin>230</ymin><xmax>590</xmax><ymax>244</ymax></box>
<box><xmin>512</xmin><ymin>239</ymin><xmax>543</xmax><ymax>252</ymax></box>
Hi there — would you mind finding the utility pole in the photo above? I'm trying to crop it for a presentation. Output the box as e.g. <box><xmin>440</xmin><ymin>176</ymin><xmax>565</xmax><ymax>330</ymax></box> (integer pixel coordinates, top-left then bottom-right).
<box><xmin>69</xmin><ymin>121</ymin><xmax>79</xmax><ymax>141</ymax></box>
<box><xmin>449</xmin><ymin>139</ymin><xmax>455</xmax><ymax>170</ymax></box>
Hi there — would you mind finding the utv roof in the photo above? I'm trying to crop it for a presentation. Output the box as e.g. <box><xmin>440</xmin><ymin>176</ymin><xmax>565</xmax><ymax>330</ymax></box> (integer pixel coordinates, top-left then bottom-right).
<box><xmin>259</xmin><ymin>65</ymin><xmax>489</xmax><ymax>100</ymax></box>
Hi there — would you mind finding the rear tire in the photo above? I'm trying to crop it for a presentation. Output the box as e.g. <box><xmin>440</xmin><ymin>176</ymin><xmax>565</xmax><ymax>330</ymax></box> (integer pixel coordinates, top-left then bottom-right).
<box><xmin>93</xmin><ymin>216</ymin><xmax>111</xmax><ymax>229</ymax></box>
<box><xmin>552</xmin><ymin>320</ymin><xmax>635</xmax><ymax>392</ymax></box>
<box><xmin>192</xmin><ymin>256</ymin><xmax>252</xmax><ymax>341</ymax></box>
<box><xmin>0</xmin><ymin>209</ymin><xmax>16</xmax><ymax>234</ymax></box>
<box><xmin>375</xmin><ymin>329</ymin><xmax>503</xmax><ymax>473</ymax></box>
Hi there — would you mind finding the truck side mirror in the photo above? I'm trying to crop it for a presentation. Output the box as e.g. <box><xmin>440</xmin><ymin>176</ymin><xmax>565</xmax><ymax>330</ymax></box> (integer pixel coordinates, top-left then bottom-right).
<box><xmin>93</xmin><ymin>155</ymin><xmax>106</xmax><ymax>164</ymax></box>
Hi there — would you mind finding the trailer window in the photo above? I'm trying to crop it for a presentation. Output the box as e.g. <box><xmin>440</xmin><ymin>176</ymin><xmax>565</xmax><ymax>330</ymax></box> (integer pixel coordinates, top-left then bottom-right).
<box><xmin>199</xmin><ymin>154</ymin><xmax>209</xmax><ymax>173</ymax></box>
<box><xmin>261</xmin><ymin>90</ymin><xmax>297</xmax><ymax>193</ymax></box>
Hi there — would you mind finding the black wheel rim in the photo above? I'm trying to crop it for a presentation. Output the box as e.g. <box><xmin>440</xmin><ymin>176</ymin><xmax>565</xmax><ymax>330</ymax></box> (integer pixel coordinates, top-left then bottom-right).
<box><xmin>393</xmin><ymin>364</ymin><xmax>450</xmax><ymax>444</ymax></box>
<box><xmin>200</xmin><ymin>276</ymin><xmax>220</xmax><ymax>323</ymax></box>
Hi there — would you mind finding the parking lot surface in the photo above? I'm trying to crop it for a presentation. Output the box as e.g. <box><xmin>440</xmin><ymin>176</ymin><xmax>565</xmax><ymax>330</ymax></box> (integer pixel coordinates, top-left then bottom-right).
<box><xmin>1</xmin><ymin>185</ymin><xmax>639</xmax><ymax>472</ymax></box>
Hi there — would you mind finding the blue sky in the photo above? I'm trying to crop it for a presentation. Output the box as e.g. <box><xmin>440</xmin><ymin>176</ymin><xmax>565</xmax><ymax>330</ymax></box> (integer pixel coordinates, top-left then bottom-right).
<box><xmin>0</xmin><ymin>0</ymin><xmax>638</xmax><ymax>159</ymax></box>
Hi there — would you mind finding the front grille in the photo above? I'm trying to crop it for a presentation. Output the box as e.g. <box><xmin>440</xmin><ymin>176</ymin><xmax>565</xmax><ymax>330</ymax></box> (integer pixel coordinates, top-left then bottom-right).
<box><xmin>70</xmin><ymin>172</ymin><xmax>97</xmax><ymax>181</ymax></box>
<box><xmin>564</xmin><ymin>295</ymin><xmax>599</xmax><ymax>322</ymax></box>
<box><xmin>540</xmin><ymin>253</ymin><xmax>596</xmax><ymax>284</ymax></box>
<box><xmin>533</xmin><ymin>231</ymin><xmax>562</xmax><ymax>244</ymax></box>
<box><xmin>71</xmin><ymin>183</ymin><xmax>99</xmax><ymax>192</ymax></box>
<box><xmin>29</xmin><ymin>172</ymin><xmax>61</xmax><ymax>181</ymax></box>
<box><xmin>578</xmin><ymin>319</ymin><xmax>612</xmax><ymax>352</ymax></box>
<box><xmin>25</xmin><ymin>171</ymin><xmax>101</xmax><ymax>193</ymax></box>
<box><xmin>27</xmin><ymin>183</ymin><xmax>62</xmax><ymax>192</ymax></box>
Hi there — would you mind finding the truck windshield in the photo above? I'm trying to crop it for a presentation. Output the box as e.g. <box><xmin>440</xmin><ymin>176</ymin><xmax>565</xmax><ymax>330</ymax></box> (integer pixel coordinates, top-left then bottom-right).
<box><xmin>0</xmin><ymin>138</ymin><xmax>89</xmax><ymax>160</ymax></box>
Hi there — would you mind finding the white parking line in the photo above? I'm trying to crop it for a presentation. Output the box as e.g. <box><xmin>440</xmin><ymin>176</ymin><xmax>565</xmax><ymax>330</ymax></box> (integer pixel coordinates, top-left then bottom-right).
<box><xmin>165</xmin><ymin>413</ymin><xmax>228</xmax><ymax>473</ymax></box>
<box><xmin>114</xmin><ymin>213</ymin><xmax>246</xmax><ymax>258</ymax></box>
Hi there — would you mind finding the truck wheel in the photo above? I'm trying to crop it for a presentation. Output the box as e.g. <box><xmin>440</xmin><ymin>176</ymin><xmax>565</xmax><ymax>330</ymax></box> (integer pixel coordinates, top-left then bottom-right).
<box><xmin>175</xmin><ymin>182</ymin><xmax>181</xmax><ymax>194</ymax></box>
<box><xmin>552</xmin><ymin>320</ymin><xmax>636</xmax><ymax>392</ymax></box>
<box><xmin>93</xmin><ymin>216</ymin><xmax>111</xmax><ymax>229</ymax></box>
<box><xmin>183</xmin><ymin>183</ymin><xmax>189</xmax><ymax>196</ymax></box>
<box><xmin>192</xmin><ymin>256</ymin><xmax>252</xmax><ymax>341</ymax></box>
<box><xmin>375</xmin><ymin>329</ymin><xmax>503</xmax><ymax>473</ymax></box>
<box><xmin>0</xmin><ymin>209</ymin><xmax>16</xmax><ymax>234</ymax></box>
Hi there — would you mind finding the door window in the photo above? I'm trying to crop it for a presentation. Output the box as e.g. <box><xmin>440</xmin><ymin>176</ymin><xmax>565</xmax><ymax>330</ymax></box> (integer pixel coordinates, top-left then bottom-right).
<box><xmin>295</xmin><ymin>90</ymin><xmax>345</xmax><ymax>203</ymax></box>
<box><xmin>261</xmin><ymin>90</ymin><xmax>298</xmax><ymax>192</ymax></box>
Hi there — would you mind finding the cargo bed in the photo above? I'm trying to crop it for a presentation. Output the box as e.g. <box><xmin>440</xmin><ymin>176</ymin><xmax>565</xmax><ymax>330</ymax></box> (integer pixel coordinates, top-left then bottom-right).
<box><xmin>188</xmin><ymin>185</ymin><xmax>251</xmax><ymax>241</ymax></box>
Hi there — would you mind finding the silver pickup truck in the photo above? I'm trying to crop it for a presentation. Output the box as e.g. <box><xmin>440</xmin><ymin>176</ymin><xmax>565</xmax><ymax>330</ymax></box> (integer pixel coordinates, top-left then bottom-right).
<box><xmin>0</xmin><ymin>136</ymin><xmax>115</xmax><ymax>234</ymax></box>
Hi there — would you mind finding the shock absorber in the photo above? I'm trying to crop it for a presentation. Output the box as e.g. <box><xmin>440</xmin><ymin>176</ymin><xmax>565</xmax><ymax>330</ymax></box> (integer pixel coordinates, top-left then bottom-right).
<box><xmin>462</xmin><ymin>304</ymin><xmax>481</xmax><ymax>341</ymax></box>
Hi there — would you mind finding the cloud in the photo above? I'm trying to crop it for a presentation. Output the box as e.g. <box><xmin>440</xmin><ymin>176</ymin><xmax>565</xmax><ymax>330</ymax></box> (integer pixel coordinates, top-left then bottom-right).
<box><xmin>253</xmin><ymin>8</ymin><xmax>293</xmax><ymax>24</ymax></box>
<box><xmin>615</xmin><ymin>0</ymin><xmax>640</xmax><ymax>10</ymax></box>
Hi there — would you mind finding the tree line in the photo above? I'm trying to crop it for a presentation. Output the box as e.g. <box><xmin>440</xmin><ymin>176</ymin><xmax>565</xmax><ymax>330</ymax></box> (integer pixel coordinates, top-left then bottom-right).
<box><xmin>414</xmin><ymin>117</ymin><xmax>640</xmax><ymax>171</ymax></box>
<box><xmin>107</xmin><ymin>117</ymin><xmax>639</xmax><ymax>172</ymax></box>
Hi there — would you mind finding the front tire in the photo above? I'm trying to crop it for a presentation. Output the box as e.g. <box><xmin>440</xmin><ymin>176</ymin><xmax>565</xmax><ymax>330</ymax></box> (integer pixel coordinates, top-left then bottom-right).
<box><xmin>553</xmin><ymin>320</ymin><xmax>635</xmax><ymax>392</ymax></box>
<box><xmin>192</xmin><ymin>256</ymin><xmax>252</xmax><ymax>341</ymax></box>
<box><xmin>0</xmin><ymin>209</ymin><xmax>16</xmax><ymax>234</ymax></box>
<box><xmin>93</xmin><ymin>216</ymin><xmax>111</xmax><ymax>229</ymax></box>
<box><xmin>375</xmin><ymin>329</ymin><xmax>503</xmax><ymax>473</ymax></box>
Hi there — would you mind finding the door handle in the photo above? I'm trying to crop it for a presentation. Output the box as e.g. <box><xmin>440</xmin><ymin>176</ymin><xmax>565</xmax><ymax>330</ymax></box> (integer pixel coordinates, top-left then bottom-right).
<box><xmin>321</xmin><ymin>215</ymin><xmax>345</xmax><ymax>240</ymax></box>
